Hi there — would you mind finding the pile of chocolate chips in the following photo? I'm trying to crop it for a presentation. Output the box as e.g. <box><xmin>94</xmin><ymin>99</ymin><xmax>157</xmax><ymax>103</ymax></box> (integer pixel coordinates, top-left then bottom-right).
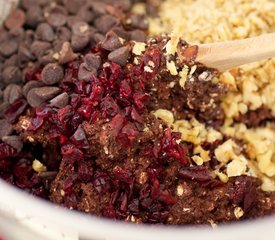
<box><xmin>0</xmin><ymin>0</ymin><xmax>148</xmax><ymax>198</ymax></box>
<box><xmin>0</xmin><ymin>0</ymin><xmax>274</xmax><ymax>225</ymax></box>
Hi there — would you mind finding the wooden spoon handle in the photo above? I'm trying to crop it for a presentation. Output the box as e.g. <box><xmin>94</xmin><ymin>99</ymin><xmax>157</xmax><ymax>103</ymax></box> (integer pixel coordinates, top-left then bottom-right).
<box><xmin>196</xmin><ymin>33</ymin><xmax>275</xmax><ymax>72</ymax></box>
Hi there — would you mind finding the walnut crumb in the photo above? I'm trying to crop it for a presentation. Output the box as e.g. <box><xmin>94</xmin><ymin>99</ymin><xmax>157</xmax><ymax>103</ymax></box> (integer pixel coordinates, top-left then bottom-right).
<box><xmin>176</xmin><ymin>184</ymin><xmax>184</xmax><ymax>196</ymax></box>
<box><xmin>32</xmin><ymin>159</ymin><xmax>47</xmax><ymax>173</ymax></box>
<box><xmin>139</xmin><ymin>172</ymin><xmax>148</xmax><ymax>184</ymax></box>
<box><xmin>234</xmin><ymin>207</ymin><xmax>244</xmax><ymax>219</ymax></box>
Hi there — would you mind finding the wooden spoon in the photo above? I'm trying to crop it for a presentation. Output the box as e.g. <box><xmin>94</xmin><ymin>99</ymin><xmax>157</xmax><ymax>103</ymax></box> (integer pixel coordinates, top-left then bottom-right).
<box><xmin>196</xmin><ymin>33</ymin><xmax>275</xmax><ymax>72</ymax></box>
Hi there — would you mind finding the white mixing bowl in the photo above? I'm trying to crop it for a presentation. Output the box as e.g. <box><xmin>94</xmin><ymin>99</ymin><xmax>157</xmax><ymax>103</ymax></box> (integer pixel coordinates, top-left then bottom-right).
<box><xmin>0</xmin><ymin>180</ymin><xmax>274</xmax><ymax>240</ymax></box>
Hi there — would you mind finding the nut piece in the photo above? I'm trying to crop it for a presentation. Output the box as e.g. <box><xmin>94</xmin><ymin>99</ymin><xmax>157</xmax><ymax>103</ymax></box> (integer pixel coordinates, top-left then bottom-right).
<box><xmin>32</xmin><ymin>159</ymin><xmax>47</xmax><ymax>173</ymax></box>
<box><xmin>234</xmin><ymin>207</ymin><xmax>244</xmax><ymax>219</ymax></box>
<box><xmin>166</xmin><ymin>61</ymin><xmax>178</xmax><ymax>76</ymax></box>
<box><xmin>132</xmin><ymin>42</ymin><xmax>146</xmax><ymax>55</ymax></box>
<box><xmin>176</xmin><ymin>184</ymin><xmax>184</xmax><ymax>196</ymax></box>
<box><xmin>152</xmin><ymin>109</ymin><xmax>174</xmax><ymax>125</ymax></box>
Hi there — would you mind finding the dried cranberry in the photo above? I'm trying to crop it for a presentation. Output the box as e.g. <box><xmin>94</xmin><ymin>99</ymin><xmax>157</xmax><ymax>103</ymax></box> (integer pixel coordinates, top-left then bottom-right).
<box><xmin>119</xmin><ymin>80</ymin><xmax>132</xmax><ymax>99</ymax></box>
<box><xmin>102</xmin><ymin>204</ymin><xmax>116</xmax><ymax>218</ymax></box>
<box><xmin>70</xmin><ymin>125</ymin><xmax>89</xmax><ymax>149</ymax></box>
<box><xmin>113</xmin><ymin>166</ymin><xmax>134</xmax><ymax>184</ymax></box>
<box><xmin>159</xmin><ymin>129</ymin><xmax>188</xmax><ymax>164</ymax></box>
<box><xmin>61</xmin><ymin>144</ymin><xmax>84</xmax><ymax>163</ymax></box>
<box><xmin>93</xmin><ymin>172</ymin><xmax>111</xmax><ymax>195</ymax></box>
<box><xmin>77</xmin><ymin>105</ymin><xmax>93</xmax><ymax>120</ymax></box>
<box><xmin>0</xmin><ymin>143</ymin><xmax>17</xmax><ymax>159</ymax></box>
<box><xmin>101</xmin><ymin>96</ymin><xmax>119</xmax><ymax>117</ymax></box>
<box><xmin>230</xmin><ymin>176</ymin><xmax>257</xmax><ymax>211</ymax></box>
<box><xmin>179</xmin><ymin>166</ymin><xmax>224</xmax><ymax>189</ymax></box>
<box><xmin>63</xmin><ymin>174</ymin><xmax>78</xmax><ymax>194</ymax></box>
<box><xmin>4</xmin><ymin>99</ymin><xmax>28</xmax><ymax>123</ymax></box>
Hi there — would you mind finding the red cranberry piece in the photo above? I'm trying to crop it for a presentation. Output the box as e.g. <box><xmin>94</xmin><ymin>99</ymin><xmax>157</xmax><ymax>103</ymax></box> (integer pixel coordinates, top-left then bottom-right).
<box><xmin>4</xmin><ymin>99</ymin><xmax>28</xmax><ymax>123</ymax></box>
<box><xmin>61</xmin><ymin>144</ymin><xmax>84</xmax><ymax>163</ymax></box>
<box><xmin>131</xmin><ymin>107</ymin><xmax>142</xmax><ymax>123</ymax></box>
<box><xmin>100</xmin><ymin>96</ymin><xmax>119</xmax><ymax>117</ymax></box>
<box><xmin>119</xmin><ymin>80</ymin><xmax>132</xmax><ymax>99</ymax></box>
<box><xmin>56</xmin><ymin>105</ymin><xmax>74</xmax><ymax>133</ymax></box>
<box><xmin>93</xmin><ymin>172</ymin><xmax>111</xmax><ymax>195</ymax></box>
<box><xmin>78</xmin><ymin>162</ymin><xmax>93</xmax><ymax>183</ymax></box>
<box><xmin>0</xmin><ymin>143</ymin><xmax>17</xmax><ymax>159</ymax></box>
<box><xmin>133</xmin><ymin>92</ymin><xmax>147</xmax><ymax>109</ymax></box>
<box><xmin>158</xmin><ymin>189</ymin><xmax>176</xmax><ymax>205</ymax></box>
<box><xmin>120</xmin><ymin>122</ymin><xmax>137</xmax><ymax>141</ymax></box>
<box><xmin>24</xmin><ymin>69</ymin><xmax>42</xmax><ymax>82</ymax></box>
<box><xmin>90</xmin><ymin>83</ymin><xmax>104</xmax><ymax>104</ymax></box>
<box><xmin>113</xmin><ymin>166</ymin><xmax>134</xmax><ymax>184</ymax></box>
<box><xmin>77</xmin><ymin>105</ymin><xmax>93</xmax><ymax>120</ymax></box>
<box><xmin>28</xmin><ymin>116</ymin><xmax>44</xmax><ymax>131</ymax></box>
<box><xmin>230</xmin><ymin>176</ymin><xmax>257</xmax><ymax>211</ymax></box>
<box><xmin>70</xmin><ymin>125</ymin><xmax>89</xmax><ymax>149</ymax></box>
<box><xmin>63</xmin><ymin>174</ymin><xmax>78</xmax><ymax>194</ymax></box>
<box><xmin>178</xmin><ymin>166</ymin><xmax>213</xmax><ymax>182</ymax></box>
<box><xmin>109</xmin><ymin>114</ymin><xmax>126</xmax><ymax>137</ymax></box>
<box><xmin>50</xmin><ymin>133</ymin><xmax>68</xmax><ymax>145</ymax></box>
<box><xmin>102</xmin><ymin>204</ymin><xmax>116</xmax><ymax>219</ymax></box>
<box><xmin>160</xmin><ymin>129</ymin><xmax>188</xmax><ymax>164</ymax></box>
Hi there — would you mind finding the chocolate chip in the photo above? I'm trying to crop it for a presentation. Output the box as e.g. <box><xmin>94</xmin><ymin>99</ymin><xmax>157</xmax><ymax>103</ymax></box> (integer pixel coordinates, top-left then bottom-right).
<box><xmin>0</xmin><ymin>39</ymin><xmax>18</xmax><ymax>57</ymax></box>
<box><xmin>26</xmin><ymin>5</ymin><xmax>43</xmax><ymax>28</ymax></box>
<box><xmin>50</xmin><ymin>92</ymin><xmax>69</xmax><ymax>108</ymax></box>
<box><xmin>58</xmin><ymin>42</ymin><xmax>78</xmax><ymax>65</ymax></box>
<box><xmin>94</xmin><ymin>15</ymin><xmax>119</xmax><ymax>34</ymax></box>
<box><xmin>0</xmin><ymin>102</ymin><xmax>10</xmax><ymax>118</ymax></box>
<box><xmin>112</xmin><ymin>27</ymin><xmax>130</xmax><ymax>40</ymax></box>
<box><xmin>108</xmin><ymin>46</ymin><xmax>130</xmax><ymax>66</ymax></box>
<box><xmin>0</xmin><ymin>119</ymin><xmax>13</xmax><ymax>139</ymax></box>
<box><xmin>71</xmin><ymin>22</ymin><xmax>90</xmax><ymax>51</ymax></box>
<box><xmin>3</xmin><ymin>84</ymin><xmax>23</xmax><ymax>104</ymax></box>
<box><xmin>30</xmin><ymin>41</ymin><xmax>51</xmax><ymax>58</ymax></box>
<box><xmin>2</xmin><ymin>136</ymin><xmax>23</xmax><ymax>152</ymax></box>
<box><xmin>56</xmin><ymin>27</ymin><xmax>72</xmax><ymax>42</ymax></box>
<box><xmin>36</xmin><ymin>23</ymin><xmax>55</xmax><ymax>42</ymax></box>
<box><xmin>0</xmin><ymin>28</ymin><xmax>8</xmax><ymax>42</ymax></box>
<box><xmin>113</xmin><ymin>0</ymin><xmax>131</xmax><ymax>11</ymax></box>
<box><xmin>84</xmin><ymin>53</ymin><xmax>101</xmax><ymax>70</ymax></box>
<box><xmin>77</xmin><ymin>5</ymin><xmax>95</xmax><ymax>23</ymax></box>
<box><xmin>129</xmin><ymin>14</ymin><xmax>148</xmax><ymax>30</ymax></box>
<box><xmin>101</xmin><ymin>31</ymin><xmax>123</xmax><ymax>51</ymax></box>
<box><xmin>78</xmin><ymin>63</ymin><xmax>97</xmax><ymax>82</ymax></box>
<box><xmin>4</xmin><ymin>9</ymin><xmax>26</xmax><ymax>30</ymax></box>
<box><xmin>9</xmin><ymin>27</ymin><xmax>24</xmax><ymax>39</ymax></box>
<box><xmin>71</xmin><ymin>35</ymin><xmax>90</xmax><ymax>51</ymax></box>
<box><xmin>130</xmin><ymin>30</ymin><xmax>147</xmax><ymax>42</ymax></box>
<box><xmin>72</xmin><ymin>21</ymin><xmax>90</xmax><ymax>36</ymax></box>
<box><xmin>93</xmin><ymin>33</ymin><xmax>105</xmax><ymax>43</ymax></box>
<box><xmin>66</xmin><ymin>16</ymin><xmax>83</xmax><ymax>29</ymax></box>
<box><xmin>21</xmin><ymin>0</ymin><xmax>38</xmax><ymax>10</ymax></box>
<box><xmin>63</xmin><ymin>0</ymin><xmax>86</xmax><ymax>14</ymax></box>
<box><xmin>23</xmin><ymin>30</ymin><xmax>35</xmax><ymax>46</ymax></box>
<box><xmin>23</xmin><ymin>80</ymin><xmax>44</xmax><ymax>97</ymax></box>
<box><xmin>38</xmin><ymin>50</ymin><xmax>55</xmax><ymax>65</ymax></box>
<box><xmin>3</xmin><ymin>55</ymin><xmax>19</xmax><ymax>69</ymax></box>
<box><xmin>18</xmin><ymin>45</ymin><xmax>35</xmax><ymax>67</ymax></box>
<box><xmin>90</xmin><ymin>2</ymin><xmax>108</xmax><ymax>16</ymax></box>
<box><xmin>2</xmin><ymin>66</ymin><xmax>22</xmax><ymax>84</ymax></box>
<box><xmin>27</xmin><ymin>87</ymin><xmax>61</xmax><ymax>107</ymax></box>
<box><xmin>47</xmin><ymin>13</ymin><xmax>66</xmax><ymax>28</ymax></box>
<box><xmin>41</xmin><ymin>63</ymin><xmax>64</xmax><ymax>85</ymax></box>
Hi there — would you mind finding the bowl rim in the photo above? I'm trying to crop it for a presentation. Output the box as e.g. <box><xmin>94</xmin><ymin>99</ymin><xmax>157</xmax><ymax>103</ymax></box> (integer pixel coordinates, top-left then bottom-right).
<box><xmin>0</xmin><ymin>179</ymin><xmax>274</xmax><ymax>240</ymax></box>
